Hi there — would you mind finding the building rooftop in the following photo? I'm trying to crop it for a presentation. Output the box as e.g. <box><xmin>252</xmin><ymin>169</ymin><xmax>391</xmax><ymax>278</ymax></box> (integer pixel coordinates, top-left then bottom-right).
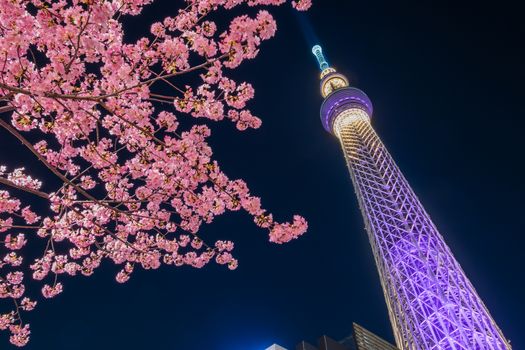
<box><xmin>265</xmin><ymin>323</ymin><xmax>397</xmax><ymax>350</ymax></box>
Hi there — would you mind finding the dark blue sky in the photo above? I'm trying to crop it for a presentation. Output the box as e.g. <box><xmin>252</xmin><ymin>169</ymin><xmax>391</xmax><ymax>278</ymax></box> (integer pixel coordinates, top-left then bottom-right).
<box><xmin>1</xmin><ymin>1</ymin><xmax>524</xmax><ymax>349</ymax></box>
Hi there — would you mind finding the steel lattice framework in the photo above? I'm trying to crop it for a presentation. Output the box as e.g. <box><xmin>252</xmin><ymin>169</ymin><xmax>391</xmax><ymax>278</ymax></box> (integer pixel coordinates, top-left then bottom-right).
<box><xmin>312</xmin><ymin>45</ymin><xmax>511</xmax><ymax>350</ymax></box>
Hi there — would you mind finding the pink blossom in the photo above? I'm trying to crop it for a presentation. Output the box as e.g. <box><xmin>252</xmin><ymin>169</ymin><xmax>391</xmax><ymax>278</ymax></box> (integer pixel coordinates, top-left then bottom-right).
<box><xmin>20</xmin><ymin>298</ymin><xmax>37</xmax><ymax>311</ymax></box>
<box><xmin>191</xmin><ymin>237</ymin><xmax>204</xmax><ymax>250</ymax></box>
<box><xmin>116</xmin><ymin>270</ymin><xmax>130</xmax><ymax>284</ymax></box>
<box><xmin>41</xmin><ymin>283</ymin><xmax>63</xmax><ymax>299</ymax></box>
<box><xmin>4</xmin><ymin>252</ymin><xmax>23</xmax><ymax>267</ymax></box>
<box><xmin>5</xmin><ymin>168</ymin><xmax>42</xmax><ymax>190</ymax></box>
<box><xmin>0</xmin><ymin>313</ymin><xmax>14</xmax><ymax>331</ymax></box>
<box><xmin>269</xmin><ymin>215</ymin><xmax>308</xmax><ymax>244</ymax></box>
<box><xmin>228</xmin><ymin>259</ymin><xmax>239</xmax><ymax>270</ymax></box>
<box><xmin>216</xmin><ymin>252</ymin><xmax>234</xmax><ymax>265</ymax></box>
<box><xmin>5</xmin><ymin>234</ymin><xmax>27</xmax><ymax>250</ymax></box>
<box><xmin>215</xmin><ymin>240</ymin><xmax>235</xmax><ymax>252</ymax></box>
<box><xmin>21</xmin><ymin>207</ymin><xmax>40</xmax><ymax>224</ymax></box>
<box><xmin>9</xmin><ymin>324</ymin><xmax>30</xmax><ymax>347</ymax></box>
<box><xmin>6</xmin><ymin>271</ymin><xmax>23</xmax><ymax>285</ymax></box>
<box><xmin>292</xmin><ymin>0</ymin><xmax>312</xmax><ymax>11</ymax></box>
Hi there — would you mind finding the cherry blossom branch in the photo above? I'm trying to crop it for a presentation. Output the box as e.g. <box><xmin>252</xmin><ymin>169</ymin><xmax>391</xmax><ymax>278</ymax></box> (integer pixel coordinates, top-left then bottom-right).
<box><xmin>0</xmin><ymin>119</ymin><xmax>69</xmax><ymax>183</ymax></box>
<box><xmin>0</xmin><ymin>119</ymin><xmax>148</xmax><ymax>245</ymax></box>
<box><xmin>0</xmin><ymin>105</ymin><xmax>14</xmax><ymax>114</ymax></box>
<box><xmin>0</xmin><ymin>177</ymin><xmax>49</xmax><ymax>199</ymax></box>
<box><xmin>0</xmin><ymin>225</ymin><xmax>40</xmax><ymax>230</ymax></box>
<box><xmin>0</xmin><ymin>54</ymin><xmax>228</xmax><ymax>102</ymax></box>
<box><xmin>2</xmin><ymin>106</ymin><xmax>209</xmax><ymax>254</ymax></box>
<box><xmin>63</xmin><ymin>10</ymin><xmax>92</xmax><ymax>74</ymax></box>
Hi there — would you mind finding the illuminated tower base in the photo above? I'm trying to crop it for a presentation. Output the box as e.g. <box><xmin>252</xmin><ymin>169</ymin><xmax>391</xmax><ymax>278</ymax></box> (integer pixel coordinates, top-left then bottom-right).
<box><xmin>312</xmin><ymin>45</ymin><xmax>511</xmax><ymax>350</ymax></box>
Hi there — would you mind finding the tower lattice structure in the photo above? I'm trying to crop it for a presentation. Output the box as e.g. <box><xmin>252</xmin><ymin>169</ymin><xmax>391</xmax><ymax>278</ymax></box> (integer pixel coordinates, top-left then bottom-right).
<box><xmin>312</xmin><ymin>45</ymin><xmax>511</xmax><ymax>350</ymax></box>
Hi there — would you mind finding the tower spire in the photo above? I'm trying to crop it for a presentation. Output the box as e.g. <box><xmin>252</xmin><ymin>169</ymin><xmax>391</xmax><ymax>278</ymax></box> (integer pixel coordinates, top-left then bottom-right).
<box><xmin>311</xmin><ymin>45</ymin><xmax>350</xmax><ymax>98</ymax></box>
<box><xmin>312</xmin><ymin>45</ymin><xmax>330</xmax><ymax>71</ymax></box>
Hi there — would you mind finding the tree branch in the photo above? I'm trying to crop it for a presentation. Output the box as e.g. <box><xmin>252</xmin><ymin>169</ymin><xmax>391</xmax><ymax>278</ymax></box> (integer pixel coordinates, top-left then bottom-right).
<box><xmin>0</xmin><ymin>105</ymin><xmax>15</xmax><ymax>114</ymax></box>
<box><xmin>0</xmin><ymin>177</ymin><xmax>49</xmax><ymax>199</ymax></box>
<box><xmin>0</xmin><ymin>54</ymin><xmax>227</xmax><ymax>102</ymax></box>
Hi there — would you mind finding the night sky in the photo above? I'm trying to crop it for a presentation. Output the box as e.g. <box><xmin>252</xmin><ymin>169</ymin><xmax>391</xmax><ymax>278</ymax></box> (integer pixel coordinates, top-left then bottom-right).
<box><xmin>1</xmin><ymin>1</ymin><xmax>524</xmax><ymax>349</ymax></box>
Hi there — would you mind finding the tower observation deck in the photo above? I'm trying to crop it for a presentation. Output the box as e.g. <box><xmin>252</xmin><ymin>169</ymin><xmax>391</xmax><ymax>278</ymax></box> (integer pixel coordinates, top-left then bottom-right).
<box><xmin>312</xmin><ymin>45</ymin><xmax>511</xmax><ymax>350</ymax></box>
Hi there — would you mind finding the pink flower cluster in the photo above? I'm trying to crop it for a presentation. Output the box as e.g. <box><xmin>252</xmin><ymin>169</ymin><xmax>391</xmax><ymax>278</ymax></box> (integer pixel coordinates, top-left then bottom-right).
<box><xmin>0</xmin><ymin>0</ymin><xmax>311</xmax><ymax>346</ymax></box>
<box><xmin>0</xmin><ymin>167</ymin><xmax>42</xmax><ymax>191</ymax></box>
<box><xmin>269</xmin><ymin>215</ymin><xmax>308</xmax><ymax>244</ymax></box>
<box><xmin>292</xmin><ymin>0</ymin><xmax>312</xmax><ymax>11</ymax></box>
<box><xmin>9</xmin><ymin>324</ymin><xmax>30</xmax><ymax>347</ymax></box>
<box><xmin>41</xmin><ymin>283</ymin><xmax>63</xmax><ymax>299</ymax></box>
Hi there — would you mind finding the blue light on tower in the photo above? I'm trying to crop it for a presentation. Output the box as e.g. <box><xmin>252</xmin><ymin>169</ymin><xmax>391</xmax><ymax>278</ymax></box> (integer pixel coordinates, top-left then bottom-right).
<box><xmin>312</xmin><ymin>45</ymin><xmax>329</xmax><ymax>71</ymax></box>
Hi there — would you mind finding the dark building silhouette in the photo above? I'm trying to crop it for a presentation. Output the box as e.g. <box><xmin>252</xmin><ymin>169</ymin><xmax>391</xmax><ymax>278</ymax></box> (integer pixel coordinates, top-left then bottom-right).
<box><xmin>296</xmin><ymin>336</ymin><xmax>348</xmax><ymax>350</ymax></box>
<box><xmin>292</xmin><ymin>323</ymin><xmax>397</xmax><ymax>350</ymax></box>
<box><xmin>296</xmin><ymin>341</ymin><xmax>319</xmax><ymax>350</ymax></box>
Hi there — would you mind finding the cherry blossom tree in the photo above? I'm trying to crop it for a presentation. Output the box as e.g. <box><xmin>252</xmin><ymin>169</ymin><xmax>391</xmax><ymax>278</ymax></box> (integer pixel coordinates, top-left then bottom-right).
<box><xmin>0</xmin><ymin>0</ymin><xmax>311</xmax><ymax>346</ymax></box>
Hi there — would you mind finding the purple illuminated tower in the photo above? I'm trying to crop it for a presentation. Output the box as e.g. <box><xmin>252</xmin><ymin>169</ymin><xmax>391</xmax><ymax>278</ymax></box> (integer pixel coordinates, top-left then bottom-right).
<box><xmin>312</xmin><ymin>45</ymin><xmax>511</xmax><ymax>350</ymax></box>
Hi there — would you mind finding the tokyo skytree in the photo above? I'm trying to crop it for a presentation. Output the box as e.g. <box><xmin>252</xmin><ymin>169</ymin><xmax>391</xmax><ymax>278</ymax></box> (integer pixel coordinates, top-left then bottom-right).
<box><xmin>312</xmin><ymin>45</ymin><xmax>511</xmax><ymax>350</ymax></box>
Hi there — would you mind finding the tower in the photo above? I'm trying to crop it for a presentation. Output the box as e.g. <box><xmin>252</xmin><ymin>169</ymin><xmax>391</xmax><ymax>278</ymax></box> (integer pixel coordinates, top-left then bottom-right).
<box><xmin>312</xmin><ymin>45</ymin><xmax>511</xmax><ymax>350</ymax></box>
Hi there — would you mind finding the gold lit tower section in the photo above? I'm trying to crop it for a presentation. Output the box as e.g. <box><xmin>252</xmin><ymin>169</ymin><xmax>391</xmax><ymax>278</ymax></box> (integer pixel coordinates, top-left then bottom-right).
<box><xmin>312</xmin><ymin>45</ymin><xmax>511</xmax><ymax>350</ymax></box>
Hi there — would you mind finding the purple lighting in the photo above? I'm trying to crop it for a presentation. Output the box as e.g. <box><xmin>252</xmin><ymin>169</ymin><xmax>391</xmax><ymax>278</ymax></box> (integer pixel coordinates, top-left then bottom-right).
<box><xmin>320</xmin><ymin>87</ymin><xmax>373</xmax><ymax>132</ymax></box>
<box><xmin>314</xmin><ymin>46</ymin><xmax>511</xmax><ymax>350</ymax></box>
